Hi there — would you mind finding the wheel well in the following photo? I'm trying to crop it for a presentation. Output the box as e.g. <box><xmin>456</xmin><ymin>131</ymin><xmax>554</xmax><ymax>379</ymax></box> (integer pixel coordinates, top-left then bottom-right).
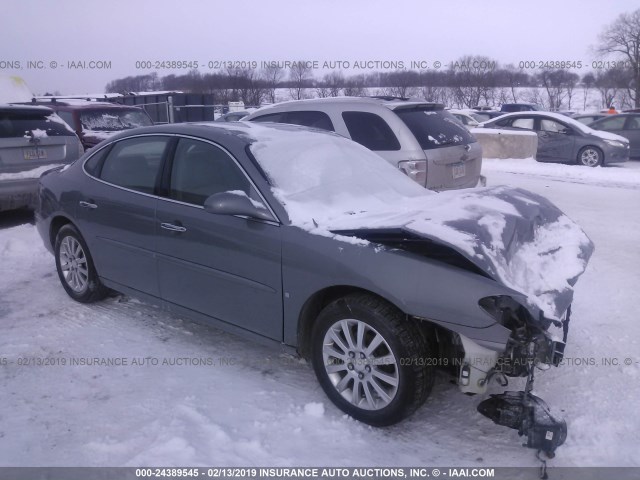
<box><xmin>49</xmin><ymin>216</ymin><xmax>72</xmax><ymax>249</ymax></box>
<box><xmin>296</xmin><ymin>286</ymin><xmax>446</xmax><ymax>360</ymax></box>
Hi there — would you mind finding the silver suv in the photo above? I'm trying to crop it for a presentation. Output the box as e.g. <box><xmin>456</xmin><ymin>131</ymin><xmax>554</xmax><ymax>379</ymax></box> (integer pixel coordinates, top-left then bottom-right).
<box><xmin>0</xmin><ymin>105</ymin><xmax>83</xmax><ymax>211</ymax></box>
<box><xmin>243</xmin><ymin>97</ymin><xmax>482</xmax><ymax>190</ymax></box>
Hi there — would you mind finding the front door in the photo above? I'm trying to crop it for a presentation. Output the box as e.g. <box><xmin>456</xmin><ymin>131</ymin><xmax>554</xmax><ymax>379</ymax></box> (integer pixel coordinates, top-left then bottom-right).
<box><xmin>155</xmin><ymin>137</ymin><xmax>283</xmax><ymax>340</ymax></box>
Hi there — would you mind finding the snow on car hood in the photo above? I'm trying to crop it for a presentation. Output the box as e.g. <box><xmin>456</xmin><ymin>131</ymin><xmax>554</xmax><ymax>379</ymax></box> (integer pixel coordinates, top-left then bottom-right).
<box><xmin>325</xmin><ymin>187</ymin><xmax>594</xmax><ymax>321</ymax></box>
<box><xmin>244</xmin><ymin>123</ymin><xmax>594</xmax><ymax>321</ymax></box>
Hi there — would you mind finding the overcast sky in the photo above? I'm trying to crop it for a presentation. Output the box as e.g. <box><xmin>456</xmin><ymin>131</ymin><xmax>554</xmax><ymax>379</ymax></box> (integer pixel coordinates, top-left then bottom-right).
<box><xmin>1</xmin><ymin>0</ymin><xmax>638</xmax><ymax>95</ymax></box>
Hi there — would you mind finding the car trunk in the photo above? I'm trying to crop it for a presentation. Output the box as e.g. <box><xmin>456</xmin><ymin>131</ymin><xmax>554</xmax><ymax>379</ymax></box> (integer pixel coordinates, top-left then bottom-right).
<box><xmin>393</xmin><ymin>107</ymin><xmax>482</xmax><ymax>190</ymax></box>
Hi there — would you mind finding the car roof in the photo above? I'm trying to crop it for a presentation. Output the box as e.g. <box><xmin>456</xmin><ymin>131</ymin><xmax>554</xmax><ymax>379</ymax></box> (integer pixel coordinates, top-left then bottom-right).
<box><xmin>99</xmin><ymin>120</ymin><xmax>338</xmax><ymax>145</ymax></box>
<box><xmin>32</xmin><ymin>98</ymin><xmax>145</xmax><ymax>110</ymax></box>
<box><xmin>252</xmin><ymin>96</ymin><xmax>443</xmax><ymax>113</ymax></box>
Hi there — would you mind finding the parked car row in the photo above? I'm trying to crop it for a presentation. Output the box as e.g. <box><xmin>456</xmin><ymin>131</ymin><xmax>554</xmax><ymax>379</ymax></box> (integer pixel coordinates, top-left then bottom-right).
<box><xmin>0</xmin><ymin>100</ymin><xmax>153</xmax><ymax>212</ymax></box>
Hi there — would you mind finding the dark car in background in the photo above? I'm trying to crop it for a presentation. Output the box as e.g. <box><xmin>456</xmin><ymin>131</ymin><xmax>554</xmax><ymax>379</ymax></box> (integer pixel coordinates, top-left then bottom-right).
<box><xmin>479</xmin><ymin>111</ymin><xmax>630</xmax><ymax>166</ymax></box>
<box><xmin>589</xmin><ymin>113</ymin><xmax>640</xmax><ymax>159</ymax></box>
<box><xmin>31</xmin><ymin>99</ymin><xmax>153</xmax><ymax>150</ymax></box>
<box><xmin>500</xmin><ymin>103</ymin><xmax>541</xmax><ymax>112</ymax></box>
<box><xmin>0</xmin><ymin>105</ymin><xmax>83</xmax><ymax>211</ymax></box>
<box><xmin>572</xmin><ymin>113</ymin><xmax>607</xmax><ymax>126</ymax></box>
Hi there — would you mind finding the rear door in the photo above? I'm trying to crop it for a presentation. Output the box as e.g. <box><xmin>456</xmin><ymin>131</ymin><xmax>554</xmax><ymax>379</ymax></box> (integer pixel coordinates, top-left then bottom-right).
<box><xmin>155</xmin><ymin>136</ymin><xmax>283</xmax><ymax>339</ymax></box>
<box><xmin>77</xmin><ymin>135</ymin><xmax>171</xmax><ymax>296</ymax></box>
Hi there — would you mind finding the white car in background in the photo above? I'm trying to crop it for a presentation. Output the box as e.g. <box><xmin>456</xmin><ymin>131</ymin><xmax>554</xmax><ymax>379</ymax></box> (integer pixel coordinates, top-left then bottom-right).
<box><xmin>448</xmin><ymin>109</ymin><xmax>481</xmax><ymax>130</ymax></box>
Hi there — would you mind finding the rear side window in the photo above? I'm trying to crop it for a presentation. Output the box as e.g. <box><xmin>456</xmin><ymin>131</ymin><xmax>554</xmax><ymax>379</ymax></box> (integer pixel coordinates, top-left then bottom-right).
<box><xmin>627</xmin><ymin>116</ymin><xmax>640</xmax><ymax>130</ymax></box>
<box><xmin>0</xmin><ymin>111</ymin><xmax>76</xmax><ymax>138</ymax></box>
<box><xmin>342</xmin><ymin>111</ymin><xmax>400</xmax><ymax>151</ymax></box>
<box><xmin>283</xmin><ymin>111</ymin><xmax>334</xmax><ymax>131</ymax></box>
<box><xmin>593</xmin><ymin>116</ymin><xmax>626</xmax><ymax>131</ymax></box>
<box><xmin>99</xmin><ymin>136</ymin><xmax>169</xmax><ymax>194</ymax></box>
<box><xmin>394</xmin><ymin>109</ymin><xmax>474</xmax><ymax>149</ymax></box>
<box><xmin>56</xmin><ymin>111</ymin><xmax>76</xmax><ymax>130</ymax></box>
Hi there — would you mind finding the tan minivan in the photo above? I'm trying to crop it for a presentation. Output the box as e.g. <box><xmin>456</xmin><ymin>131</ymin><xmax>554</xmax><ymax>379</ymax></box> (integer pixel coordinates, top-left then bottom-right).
<box><xmin>243</xmin><ymin>97</ymin><xmax>483</xmax><ymax>190</ymax></box>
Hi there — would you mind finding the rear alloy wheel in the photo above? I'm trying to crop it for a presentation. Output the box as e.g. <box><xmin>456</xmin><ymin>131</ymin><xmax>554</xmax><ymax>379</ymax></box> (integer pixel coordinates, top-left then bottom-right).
<box><xmin>54</xmin><ymin>224</ymin><xmax>108</xmax><ymax>303</ymax></box>
<box><xmin>311</xmin><ymin>293</ymin><xmax>434</xmax><ymax>426</ymax></box>
<box><xmin>578</xmin><ymin>146</ymin><xmax>603</xmax><ymax>167</ymax></box>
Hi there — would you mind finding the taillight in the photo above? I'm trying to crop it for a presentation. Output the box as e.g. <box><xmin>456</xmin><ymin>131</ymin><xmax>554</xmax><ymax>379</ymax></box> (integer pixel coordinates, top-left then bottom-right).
<box><xmin>397</xmin><ymin>160</ymin><xmax>427</xmax><ymax>187</ymax></box>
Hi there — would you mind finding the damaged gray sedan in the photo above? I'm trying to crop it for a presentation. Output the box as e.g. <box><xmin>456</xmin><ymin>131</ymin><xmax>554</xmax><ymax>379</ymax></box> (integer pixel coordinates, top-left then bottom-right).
<box><xmin>35</xmin><ymin>122</ymin><xmax>593</xmax><ymax>457</ymax></box>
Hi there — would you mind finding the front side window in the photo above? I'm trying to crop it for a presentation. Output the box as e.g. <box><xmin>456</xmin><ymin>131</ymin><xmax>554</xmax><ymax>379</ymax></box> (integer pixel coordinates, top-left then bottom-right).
<box><xmin>99</xmin><ymin>136</ymin><xmax>169</xmax><ymax>194</ymax></box>
<box><xmin>540</xmin><ymin>119</ymin><xmax>567</xmax><ymax>133</ymax></box>
<box><xmin>168</xmin><ymin>138</ymin><xmax>253</xmax><ymax>206</ymax></box>
<box><xmin>511</xmin><ymin>117</ymin><xmax>534</xmax><ymax>130</ymax></box>
<box><xmin>342</xmin><ymin>111</ymin><xmax>400</xmax><ymax>151</ymax></box>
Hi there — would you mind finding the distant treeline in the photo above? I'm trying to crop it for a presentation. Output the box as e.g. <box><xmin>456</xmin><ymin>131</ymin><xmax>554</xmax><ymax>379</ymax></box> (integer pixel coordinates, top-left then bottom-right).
<box><xmin>104</xmin><ymin>55</ymin><xmax>638</xmax><ymax>111</ymax></box>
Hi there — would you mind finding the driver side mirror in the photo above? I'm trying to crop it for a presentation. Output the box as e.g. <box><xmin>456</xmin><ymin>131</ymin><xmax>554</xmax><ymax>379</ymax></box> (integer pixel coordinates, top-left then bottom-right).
<box><xmin>204</xmin><ymin>191</ymin><xmax>274</xmax><ymax>222</ymax></box>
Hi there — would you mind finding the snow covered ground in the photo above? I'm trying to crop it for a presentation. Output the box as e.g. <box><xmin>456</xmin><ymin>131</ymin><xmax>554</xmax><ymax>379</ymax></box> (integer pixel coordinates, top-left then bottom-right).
<box><xmin>0</xmin><ymin>160</ymin><xmax>639</xmax><ymax>470</ymax></box>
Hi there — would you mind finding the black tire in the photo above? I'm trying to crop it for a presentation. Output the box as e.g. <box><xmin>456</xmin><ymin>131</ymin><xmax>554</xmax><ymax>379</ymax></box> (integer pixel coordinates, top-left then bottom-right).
<box><xmin>577</xmin><ymin>146</ymin><xmax>603</xmax><ymax>167</ymax></box>
<box><xmin>311</xmin><ymin>293</ymin><xmax>434</xmax><ymax>426</ymax></box>
<box><xmin>54</xmin><ymin>224</ymin><xmax>108</xmax><ymax>303</ymax></box>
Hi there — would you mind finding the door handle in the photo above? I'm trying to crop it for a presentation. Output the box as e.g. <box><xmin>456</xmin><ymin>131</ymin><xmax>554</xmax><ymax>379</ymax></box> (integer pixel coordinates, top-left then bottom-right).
<box><xmin>160</xmin><ymin>222</ymin><xmax>187</xmax><ymax>233</ymax></box>
<box><xmin>79</xmin><ymin>201</ymin><xmax>97</xmax><ymax>209</ymax></box>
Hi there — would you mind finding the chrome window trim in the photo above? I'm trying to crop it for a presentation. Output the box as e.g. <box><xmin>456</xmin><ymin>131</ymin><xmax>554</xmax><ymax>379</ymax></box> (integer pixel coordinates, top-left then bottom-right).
<box><xmin>81</xmin><ymin>133</ymin><xmax>281</xmax><ymax>226</ymax></box>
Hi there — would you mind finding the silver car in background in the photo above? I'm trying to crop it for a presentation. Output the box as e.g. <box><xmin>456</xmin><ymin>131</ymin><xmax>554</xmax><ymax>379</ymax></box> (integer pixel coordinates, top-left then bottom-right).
<box><xmin>243</xmin><ymin>97</ymin><xmax>482</xmax><ymax>191</ymax></box>
<box><xmin>0</xmin><ymin>105</ymin><xmax>83</xmax><ymax>211</ymax></box>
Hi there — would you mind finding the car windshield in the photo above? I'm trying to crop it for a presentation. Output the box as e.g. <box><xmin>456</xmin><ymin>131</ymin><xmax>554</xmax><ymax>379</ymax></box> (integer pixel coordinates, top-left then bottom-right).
<box><xmin>248</xmin><ymin>128</ymin><xmax>429</xmax><ymax>220</ymax></box>
<box><xmin>79</xmin><ymin>109</ymin><xmax>152</xmax><ymax>131</ymax></box>
<box><xmin>393</xmin><ymin>109</ymin><xmax>475</xmax><ymax>149</ymax></box>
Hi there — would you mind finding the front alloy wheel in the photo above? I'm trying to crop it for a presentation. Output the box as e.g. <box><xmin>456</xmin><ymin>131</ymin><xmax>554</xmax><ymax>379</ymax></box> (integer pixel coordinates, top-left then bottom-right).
<box><xmin>322</xmin><ymin>319</ymin><xmax>399</xmax><ymax>410</ymax></box>
<box><xmin>578</xmin><ymin>147</ymin><xmax>602</xmax><ymax>167</ymax></box>
<box><xmin>311</xmin><ymin>293</ymin><xmax>434</xmax><ymax>426</ymax></box>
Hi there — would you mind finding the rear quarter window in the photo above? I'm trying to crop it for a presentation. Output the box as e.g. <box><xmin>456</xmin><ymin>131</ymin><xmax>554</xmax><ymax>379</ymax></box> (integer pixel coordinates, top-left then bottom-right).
<box><xmin>394</xmin><ymin>109</ymin><xmax>474</xmax><ymax>149</ymax></box>
<box><xmin>341</xmin><ymin>111</ymin><xmax>400</xmax><ymax>151</ymax></box>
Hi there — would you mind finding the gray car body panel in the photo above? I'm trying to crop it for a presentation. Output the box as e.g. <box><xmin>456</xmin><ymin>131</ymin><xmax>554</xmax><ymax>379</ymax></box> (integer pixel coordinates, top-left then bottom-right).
<box><xmin>36</xmin><ymin>122</ymin><xmax>584</xmax><ymax>357</ymax></box>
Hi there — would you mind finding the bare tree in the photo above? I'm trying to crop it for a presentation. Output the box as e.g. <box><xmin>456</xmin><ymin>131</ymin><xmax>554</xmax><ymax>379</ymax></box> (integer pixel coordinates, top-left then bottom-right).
<box><xmin>449</xmin><ymin>55</ymin><xmax>498</xmax><ymax>108</ymax></box>
<box><xmin>324</xmin><ymin>71</ymin><xmax>344</xmax><ymax>97</ymax></box>
<box><xmin>262</xmin><ymin>65</ymin><xmax>284</xmax><ymax>103</ymax></box>
<box><xmin>289</xmin><ymin>61</ymin><xmax>313</xmax><ymax>100</ymax></box>
<box><xmin>581</xmin><ymin>72</ymin><xmax>596</xmax><ymax>110</ymax></box>
<box><xmin>596</xmin><ymin>8</ymin><xmax>640</xmax><ymax>107</ymax></box>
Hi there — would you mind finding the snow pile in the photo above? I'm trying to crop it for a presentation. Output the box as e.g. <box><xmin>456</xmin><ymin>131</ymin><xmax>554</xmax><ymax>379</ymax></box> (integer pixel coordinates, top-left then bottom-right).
<box><xmin>247</xmin><ymin>125</ymin><xmax>593</xmax><ymax>320</ymax></box>
<box><xmin>483</xmin><ymin>157</ymin><xmax>640</xmax><ymax>187</ymax></box>
<box><xmin>0</xmin><ymin>164</ymin><xmax>65</xmax><ymax>181</ymax></box>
